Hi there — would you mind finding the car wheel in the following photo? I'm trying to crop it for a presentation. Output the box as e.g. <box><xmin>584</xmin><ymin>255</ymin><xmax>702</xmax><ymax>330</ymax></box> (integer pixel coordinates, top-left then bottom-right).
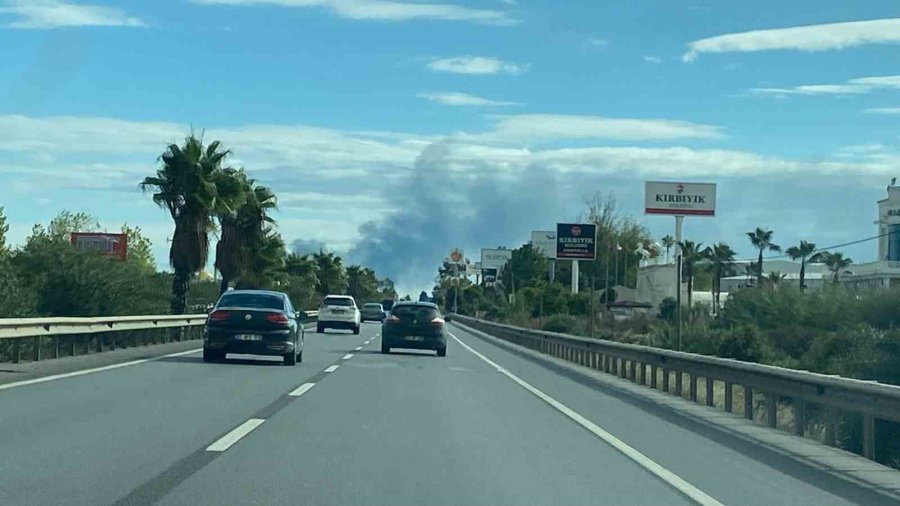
<box><xmin>284</xmin><ymin>351</ymin><xmax>297</xmax><ymax>366</ymax></box>
<box><xmin>296</xmin><ymin>350</ymin><xmax>303</xmax><ymax>363</ymax></box>
<box><xmin>317</xmin><ymin>324</ymin><xmax>324</xmax><ymax>333</ymax></box>
<box><xmin>436</xmin><ymin>347</ymin><xmax>447</xmax><ymax>357</ymax></box>
<box><xmin>381</xmin><ymin>342</ymin><xmax>390</xmax><ymax>354</ymax></box>
<box><xmin>202</xmin><ymin>348</ymin><xmax>216</xmax><ymax>363</ymax></box>
<box><xmin>353</xmin><ymin>324</ymin><xmax>360</xmax><ymax>335</ymax></box>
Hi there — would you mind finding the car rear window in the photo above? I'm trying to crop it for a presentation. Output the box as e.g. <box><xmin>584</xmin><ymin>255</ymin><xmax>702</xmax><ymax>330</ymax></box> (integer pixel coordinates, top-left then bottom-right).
<box><xmin>218</xmin><ymin>293</ymin><xmax>284</xmax><ymax>310</ymax></box>
<box><xmin>391</xmin><ymin>305</ymin><xmax>439</xmax><ymax>320</ymax></box>
<box><xmin>364</xmin><ymin>303</ymin><xmax>383</xmax><ymax>309</ymax></box>
<box><xmin>324</xmin><ymin>297</ymin><xmax>354</xmax><ymax>307</ymax></box>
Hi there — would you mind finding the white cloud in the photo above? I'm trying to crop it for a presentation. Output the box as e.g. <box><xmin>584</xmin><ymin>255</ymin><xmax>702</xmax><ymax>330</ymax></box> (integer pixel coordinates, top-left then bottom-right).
<box><xmin>417</xmin><ymin>91</ymin><xmax>520</xmax><ymax>107</ymax></box>
<box><xmin>864</xmin><ymin>107</ymin><xmax>900</xmax><ymax>115</ymax></box>
<box><xmin>586</xmin><ymin>38</ymin><xmax>609</xmax><ymax>48</ymax></box>
<box><xmin>475</xmin><ymin>114</ymin><xmax>725</xmax><ymax>143</ymax></box>
<box><xmin>749</xmin><ymin>74</ymin><xmax>900</xmax><ymax>97</ymax></box>
<box><xmin>189</xmin><ymin>0</ymin><xmax>515</xmax><ymax>25</ymax></box>
<box><xmin>427</xmin><ymin>56</ymin><xmax>528</xmax><ymax>75</ymax></box>
<box><xmin>643</xmin><ymin>55</ymin><xmax>661</xmax><ymax>64</ymax></box>
<box><xmin>684</xmin><ymin>18</ymin><xmax>900</xmax><ymax>62</ymax></box>
<box><xmin>0</xmin><ymin>0</ymin><xmax>145</xmax><ymax>29</ymax></box>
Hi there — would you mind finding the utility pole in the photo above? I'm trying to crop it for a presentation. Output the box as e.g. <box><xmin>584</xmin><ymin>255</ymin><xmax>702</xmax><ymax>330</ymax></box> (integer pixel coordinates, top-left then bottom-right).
<box><xmin>675</xmin><ymin>216</ymin><xmax>684</xmax><ymax>351</ymax></box>
<box><xmin>605</xmin><ymin>243</ymin><xmax>611</xmax><ymax>309</ymax></box>
<box><xmin>590</xmin><ymin>272</ymin><xmax>595</xmax><ymax>339</ymax></box>
<box><xmin>453</xmin><ymin>264</ymin><xmax>459</xmax><ymax>314</ymax></box>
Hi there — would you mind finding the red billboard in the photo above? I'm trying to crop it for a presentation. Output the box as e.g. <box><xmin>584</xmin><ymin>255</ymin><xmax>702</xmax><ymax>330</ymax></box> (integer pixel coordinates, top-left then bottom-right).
<box><xmin>70</xmin><ymin>233</ymin><xmax>128</xmax><ymax>261</ymax></box>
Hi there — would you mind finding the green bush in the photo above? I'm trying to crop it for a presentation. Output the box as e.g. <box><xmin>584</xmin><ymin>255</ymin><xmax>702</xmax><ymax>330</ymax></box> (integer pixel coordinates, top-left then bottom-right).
<box><xmin>543</xmin><ymin>314</ymin><xmax>577</xmax><ymax>333</ymax></box>
<box><xmin>716</xmin><ymin>325</ymin><xmax>771</xmax><ymax>363</ymax></box>
<box><xmin>658</xmin><ymin>297</ymin><xmax>676</xmax><ymax>322</ymax></box>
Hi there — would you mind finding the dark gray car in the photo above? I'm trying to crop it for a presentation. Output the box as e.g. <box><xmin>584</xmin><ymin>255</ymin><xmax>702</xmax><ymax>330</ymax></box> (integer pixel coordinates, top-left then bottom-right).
<box><xmin>381</xmin><ymin>301</ymin><xmax>447</xmax><ymax>357</ymax></box>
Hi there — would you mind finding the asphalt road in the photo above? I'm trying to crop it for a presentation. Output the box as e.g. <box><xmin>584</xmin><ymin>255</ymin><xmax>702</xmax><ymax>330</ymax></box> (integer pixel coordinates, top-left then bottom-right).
<box><xmin>0</xmin><ymin>323</ymin><xmax>890</xmax><ymax>505</ymax></box>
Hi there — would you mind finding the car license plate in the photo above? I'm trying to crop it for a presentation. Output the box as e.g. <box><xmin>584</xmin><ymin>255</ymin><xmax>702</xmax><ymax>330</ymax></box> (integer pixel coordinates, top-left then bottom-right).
<box><xmin>235</xmin><ymin>334</ymin><xmax>262</xmax><ymax>341</ymax></box>
<box><xmin>405</xmin><ymin>336</ymin><xmax>424</xmax><ymax>342</ymax></box>
<box><xmin>333</xmin><ymin>309</ymin><xmax>345</xmax><ymax>314</ymax></box>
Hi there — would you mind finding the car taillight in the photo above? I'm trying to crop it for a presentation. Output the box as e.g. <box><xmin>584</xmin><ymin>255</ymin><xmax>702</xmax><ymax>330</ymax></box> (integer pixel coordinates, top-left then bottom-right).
<box><xmin>267</xmin><ymin>313</ymin><xmax>290</xmax><ymax>324</ymax></box>
<box><xmin>386</xmin><ymin>315</ymin><xmax>400</xmax><ymax>324</ymax></box>
<box><xmin>209</xmin><ymin>310</ymin><xmax>230</xmax><ymax>322</ymax></box>
<box><xmin>430</xmin><ymin>317</ymin><xmax>445</xmax><ymax>326</ymax></box>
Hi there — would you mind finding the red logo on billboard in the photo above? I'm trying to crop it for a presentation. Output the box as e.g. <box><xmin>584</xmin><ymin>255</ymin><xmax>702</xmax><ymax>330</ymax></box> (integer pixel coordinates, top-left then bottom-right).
<box><xmin>450</xmin><ymin>249</ymin><xmax>463</xmax><ymax>263</ymax></box>
<box><xmin>70</xmin><ymin>233</ymin><xmax>128</xmax><ymax>261</ymax></box>
<box><xmin>571</xmin><ymin>225</ymin><xmax>582</xmax><ymax>237</ymax></box>
<box><xmin>676</xmin><ymin>184</ymin><xmax>684</xmax><ymax>194</ymax></box>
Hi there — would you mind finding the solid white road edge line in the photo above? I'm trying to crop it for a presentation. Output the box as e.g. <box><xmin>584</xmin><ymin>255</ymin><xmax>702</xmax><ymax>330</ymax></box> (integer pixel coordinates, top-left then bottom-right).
<box><xmin>324</xmin><ymin>365</ymin><xmax>340</xmax><ymax>373</ymax></box>
<box><xmin>0</xmin><ymin>348</ymin><xmax>201</xmax><ymax>392</ymax></box>
<box><xmin>206</xmin><ymin>418</ymin><xmax>266</xmax><ymax>452</ymax></box>
<box><xmin>448</xmin><ymin>332</ymin><xmax>724</xmax><ymax>506</ymax></box>
<box><xmin>289</xmin><ymin>382</ymin><xmax>316</xmax><ymax>397</ymax></box>
<box><xmin>342</xmin><ymin>354</ymin><xmax>353</xmax><ymax>360</ymax></box>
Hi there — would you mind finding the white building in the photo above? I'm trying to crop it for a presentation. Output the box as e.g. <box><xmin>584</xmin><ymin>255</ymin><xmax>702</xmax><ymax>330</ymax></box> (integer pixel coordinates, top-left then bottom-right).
<box><xmin>839</xmin><ymin>182</ymin><xmax>900</xmax><ymax>290</ymax></box>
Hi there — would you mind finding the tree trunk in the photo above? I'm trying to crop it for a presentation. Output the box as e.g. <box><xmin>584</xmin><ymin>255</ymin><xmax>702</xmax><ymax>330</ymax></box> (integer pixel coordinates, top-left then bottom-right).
<box><xmin>757</xmin><ymin>249</ymin><xmax>764</xmax><ymax>286</ymax></box>
<box><xmin>171</xmin><ymin>269</ymin><xmax>190</xmax><ymax>315</ymax></box>
<box><xmin>686</xmin><ymin>267</ymin><xmax>693</xmax><ymax>312</ymax></box>
<box><xmin>799</xmin><ymin>260</ymin><xmax>806</xmax><ymax>290</ymax></box>
<box><xmin>219</xmin><ymin>276</ymin><xmax>230</xmax><ymax>296</ymax></box>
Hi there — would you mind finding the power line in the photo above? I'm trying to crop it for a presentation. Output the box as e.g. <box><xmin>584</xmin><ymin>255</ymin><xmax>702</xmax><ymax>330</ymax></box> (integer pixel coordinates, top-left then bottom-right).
<box><xmin>736</xmin><ymin>232</ymin><xmax>890</xmax><ymax>262</ymax></box>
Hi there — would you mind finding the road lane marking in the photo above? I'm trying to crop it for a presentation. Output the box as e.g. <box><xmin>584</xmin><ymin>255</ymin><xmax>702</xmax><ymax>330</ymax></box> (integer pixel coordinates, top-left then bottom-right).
<box><xmin>289</xmin><ymin>382</ymin><xmax>316</xmax><ymax>397</ymax></box>
<box><xmin>0</xmin><ymin>348</ymin><xmax>201</xmax><ymax>392</ymax></box>
<box><xmin>206</xmin><ymin>418</ymin><xmax>266</xmax><ymax>452</ymax></box>
<box><xmin>354</xmin><ymin>346</ymin><xmax>362</xmax><ymax>351</ymax></box>
<box><xmin>449</xmin><ymin>332</ymin><xmax>725</xmax><ymax>506</ymax></box>
<box><xmin>342</xmin><ymin>354</ymin><xmax>353</xmax><ymax>360</ymax></box>
<box><xmin>324</xmin><ymin>365</ymin><xmax>340</xmax><ymax>373</ymax></box>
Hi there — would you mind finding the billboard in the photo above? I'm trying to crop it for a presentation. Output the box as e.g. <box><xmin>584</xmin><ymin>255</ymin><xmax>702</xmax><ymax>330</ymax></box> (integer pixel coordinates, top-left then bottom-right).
<box><xmin>482</xmin><ymin>267</ymin><xmax>499</xmax><ymax>285</ymax></box>
<box><xmin>71</xmin><ymin>233</ymin><xmax>128</xmax><ymax>261</ymax></box>
<box><xmin>556</xmin><ymin>223</ymin><xmax>597</xmax><ymax>260</ymax></box>
<box><xmin>530</xmin><ymin>230</ymin><xmax>557</xmax><ymax>259</ymax></box>
<box><xmin>645</xmin><ymin>181</ymin><xmax>716</xmax><ymax>217</ymax></box>
<box><xmin>481</xmin><ymin>248</ymin><xmax>513</xmax><ymax>270</ymax></box>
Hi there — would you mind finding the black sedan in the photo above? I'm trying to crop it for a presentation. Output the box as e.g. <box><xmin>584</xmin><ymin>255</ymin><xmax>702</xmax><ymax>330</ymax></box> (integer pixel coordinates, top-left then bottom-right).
<box><xmin>203</xmin><ymin>290</ymin><xmax>304</xmax><ymax>365</ymax></box>
<box><xmin>381</xmin><ymin>301</ymin><xmax>448</xmax><ymax>357</ymax></box>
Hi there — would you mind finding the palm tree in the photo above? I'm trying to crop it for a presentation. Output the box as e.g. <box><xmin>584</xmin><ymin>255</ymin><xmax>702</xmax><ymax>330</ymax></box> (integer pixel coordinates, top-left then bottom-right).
<box><xmin>678</xmin><ymin>240</ymin><xmax>704</xmax><ymax>311</ymax></box>
<box><xmin>766</xmin><ymin>271</ymin><xmax>787</xmax><ymax>288</ymax></box>
<box><xmin>313</xmin><ymin>250</ymin><xmax>347</xmax><ymax>295</ymax></box>
<box><xmin>747</xmin><ymin>227</ymin><xmax>781</xmax><ymax>285</ymax></box>
<box><xmin>662</xmin><ymin>235</ymin><xmax>675</xmax><ymax>264</ymax></box>
<box><xmin>813</xmin><ymin>251</ymin><xmax>853</xmax><ymax>284</ymax></box>
<box><xmin>141</xmin><ymin>135</ymin><xmax>235</xmax><ymax>314</ymax></box>
<box><xmin>785</xmin><ymin>240</ymin><xmax>817</xmax><ymax>290</ymax></box>
<box><xmin>703</xmin><ymin>242</ymin><xmax>736</xmax><ymax>313</ymax></box>
<box><xmin>215</xmin><ymin>174</ymin><xmax>278</xmax><ymax>294</ymax></box>
<box><xmin>239</xmin><ymin>229</ymin><xmax>287</xmax><ymax>289</ymax></box>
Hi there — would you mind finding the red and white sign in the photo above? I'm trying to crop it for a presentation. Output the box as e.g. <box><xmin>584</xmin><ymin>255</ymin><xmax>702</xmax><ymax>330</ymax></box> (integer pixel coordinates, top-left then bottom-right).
<box><xmin>71</xmin><ymin>233</ymin><xmax>128</xmax><ymax>261</ymax></box>
<box><xmin>645</xmin><ymin>181</ymin><xmax>717</xmax><ymax>217</ymax></box>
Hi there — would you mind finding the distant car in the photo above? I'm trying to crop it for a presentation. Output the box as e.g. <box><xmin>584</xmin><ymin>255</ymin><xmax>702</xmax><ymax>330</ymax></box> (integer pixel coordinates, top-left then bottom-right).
<box><xmin>361</xmin><ymin>302</ymin><xmax>387</xmax><ymax>322</ymax></box>
<box><xmin>203</xmin><ymin>290</ymin><xmax>304</xmax><ymax>365</ymax></box>
<box><xmin>317</xmin><ymin>295</ymin><xmax>361</xmax><ymax>334</ymax></box>
<box><xmin>381</xmin><ymin>301</ymin><xmax>447</xmax><ymax>357</ymax></box>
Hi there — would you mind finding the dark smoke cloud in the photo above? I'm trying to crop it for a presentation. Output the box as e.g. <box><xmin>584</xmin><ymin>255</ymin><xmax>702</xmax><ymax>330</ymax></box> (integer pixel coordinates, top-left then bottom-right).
<box><xmin>347</xmin><ymin>142</ymin><xmax>570</xmax><ymax>292</ymax></box>
<box><xmin>290</xmin><ymin>238</ymin><xmax>328</xmax><ymax>256</ymax></box>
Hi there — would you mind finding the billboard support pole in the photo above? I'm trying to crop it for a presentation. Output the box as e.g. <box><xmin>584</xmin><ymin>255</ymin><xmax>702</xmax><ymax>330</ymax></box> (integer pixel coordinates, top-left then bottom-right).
<box><xmin>549</xmin><ymin>260</ymin><xmax>556</xmax><ymax>283</ymax></box>
<box><xmin>571</xmin><ymin>260</ymin><xmax>579</xmax><ymax>294</ymax></box>
<box><xmin>453</xmin><ymin>264</ymin><xmax>459</xmax><ymax>314</ymax></box>
<box><xmin>675</xmin><ymin>215</ymin><xmax>684</xmax><ymax>351</ymax></box>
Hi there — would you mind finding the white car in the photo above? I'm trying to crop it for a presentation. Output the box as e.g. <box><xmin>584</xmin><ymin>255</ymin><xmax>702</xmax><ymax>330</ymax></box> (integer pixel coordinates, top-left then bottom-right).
<box><xmin>317</xmin><ymin>295</ymin><xmax>361</xmax><ymax>334</ymax></box>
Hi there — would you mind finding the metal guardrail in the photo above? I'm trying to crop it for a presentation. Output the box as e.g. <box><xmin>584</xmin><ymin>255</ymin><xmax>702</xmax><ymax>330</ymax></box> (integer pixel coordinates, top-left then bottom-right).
<box><xmin>0</xmin><ymin>311</ymin><xmax>319</xmax><ymax>364</ymax></box>
<box><xmin>453</xmin><ymin>314</ymin><xmax>900</xmax><ymax>462</ymax></box>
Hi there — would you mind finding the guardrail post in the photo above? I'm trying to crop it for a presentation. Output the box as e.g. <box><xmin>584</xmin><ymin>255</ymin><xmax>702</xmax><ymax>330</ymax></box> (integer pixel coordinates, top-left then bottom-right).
<box><xmin>650</xmin><ymin>365</ymin><xmax>658</xmax><ymax>389</ymax></box>
<box><xmin>33</xmin><ymin>336</ymin><xmax>41</xmax><ymax>361</ymax></box>
<box><xmin>766</xmin><ymin>392</ymin><xmax>778</xmax><ymax>428</ymax></box>
<box><xmin>793</xmin><ymin>399</ymin><xmax>806</xmax><ymax>436</ymax></box>
<box><xmin>53</xmin><ymin>336</ymin><xmax>59</xmax><ymax>359</ymax></box>
<box><xmin>12</xmin><ymin>338</ymin><xmax>20</xmax><ymax>364</ymax></box>
<box><xmin>619</xmin><ymin>359</ymin><xmax>627</xmax><ymax>379</ymax></box>
<box><xmin>662</xmin><ymin>368</ymin><xmax>670</xmax><ymax>393</ymax></box>
<box><xmin>744</xmin><ymin>386</ymin><xmax>754</xmax><ymax>420</ymax></box>
<box><xmin>70</xmin><ymin>335</ymin><xmax>76</xmax><ymax>357</ymax></box>
<box><xmin>724</xmin><ymin>382</ymin><xmax>733</xmax><ymax>413</ymax></box>
<box><xmin>96</xmin><ymin>334</ymin><xmax>102</xmax><ymax>353</ymax></box>
<box><xmin>675</xmin><ymin>371</ymin><xmax>683</xmax><ymax>397</ymax></box>
<box><xmin>639</xmin><ymin>364</ymin><xmax>646</xmax><ymax>385</ymax></box>
<box><xmin>629</xmin><ymin>360</ymin><xmax>637</xmax><ymax>382</ymax></box>
<box><xmin>689</xmin><ymin>374</ymin><xmax>698</xmax><ymax>402</ymax></box>
<box><xmin>706</xmin><ymin>378</ymin><xmax>714</xmax><ymax>407</ymax></box>
<box><xmin>111</xmin><ymin>332</ymin><xmax>117</xmax><ymax>351</ymax></box>
<box><xmin>863</xmin><ymin>415</ymin><xmax>875</xmax><ymax>460</ymax></box>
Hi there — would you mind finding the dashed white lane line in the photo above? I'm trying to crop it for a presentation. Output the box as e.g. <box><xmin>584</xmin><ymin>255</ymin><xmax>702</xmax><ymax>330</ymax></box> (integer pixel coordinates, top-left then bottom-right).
<box><xmin>289</xmin><ymin>382</ymin><xmax>316</xmax><ymax>397</ymax></box>
<box><xmin>324</xmin><ymin>365</ymin><xmax>340</xmax><ymax>373</ymax></box>
<box><xmin>206</xmin><ymin>418</ymin><xmax>266</xmax><ymax>452</ymax></box>
<box><xmin>0</xmin><ymin>348</ymin><xmax>201</xmax><ymax>392</ymax></box>
<box><xmin>448</xmin><ymin>332</ymin><xmax>724</xmax><ymax>506</ymax></box>
<box><xmin>342</xmin><ymin>354</ymin><xmax>354</xmax><ymax>360</ymax></box>
<box><xmin>354</xmin><ymin>346</ymin><xmax>362</xmax><ymax>351</ymax></box>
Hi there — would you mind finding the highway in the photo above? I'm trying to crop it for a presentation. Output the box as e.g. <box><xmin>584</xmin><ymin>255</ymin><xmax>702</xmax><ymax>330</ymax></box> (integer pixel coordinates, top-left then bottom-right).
<box><xmin>0</xmin><ymin>322</ymin><xmax>892</xmax><ymax>505</ymax></box>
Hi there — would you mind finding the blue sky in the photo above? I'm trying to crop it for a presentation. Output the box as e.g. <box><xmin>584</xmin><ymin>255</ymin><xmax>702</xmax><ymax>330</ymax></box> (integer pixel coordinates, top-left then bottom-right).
<box><xmin>0</xmin><ymin>0</ymin><xmax>899</xmax><ymax>293</ymax></box>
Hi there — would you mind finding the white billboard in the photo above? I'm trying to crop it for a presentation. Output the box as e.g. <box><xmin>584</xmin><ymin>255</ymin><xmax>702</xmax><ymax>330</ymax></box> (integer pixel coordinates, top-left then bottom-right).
<box><xmin>481</xmin><ymin>248</ymin><xmax>513</xmax><ymax>270</ymax></box>
<box><xmin>530</xmin><ymin>231</ymin><xmax>557</xmax><ymax>259</ymax></box>
<box><xmin>645</xmin><ymin>181</ymin><xmax>716</xmax><ymax>217</ymax></box>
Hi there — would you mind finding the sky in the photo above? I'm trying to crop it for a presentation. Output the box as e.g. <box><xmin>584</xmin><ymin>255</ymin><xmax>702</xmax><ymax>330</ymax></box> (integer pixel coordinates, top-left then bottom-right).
<box><xmin>0</xmin><ymin>0</ymin><xmax>898</xmax><ymax>295</ymax></box>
